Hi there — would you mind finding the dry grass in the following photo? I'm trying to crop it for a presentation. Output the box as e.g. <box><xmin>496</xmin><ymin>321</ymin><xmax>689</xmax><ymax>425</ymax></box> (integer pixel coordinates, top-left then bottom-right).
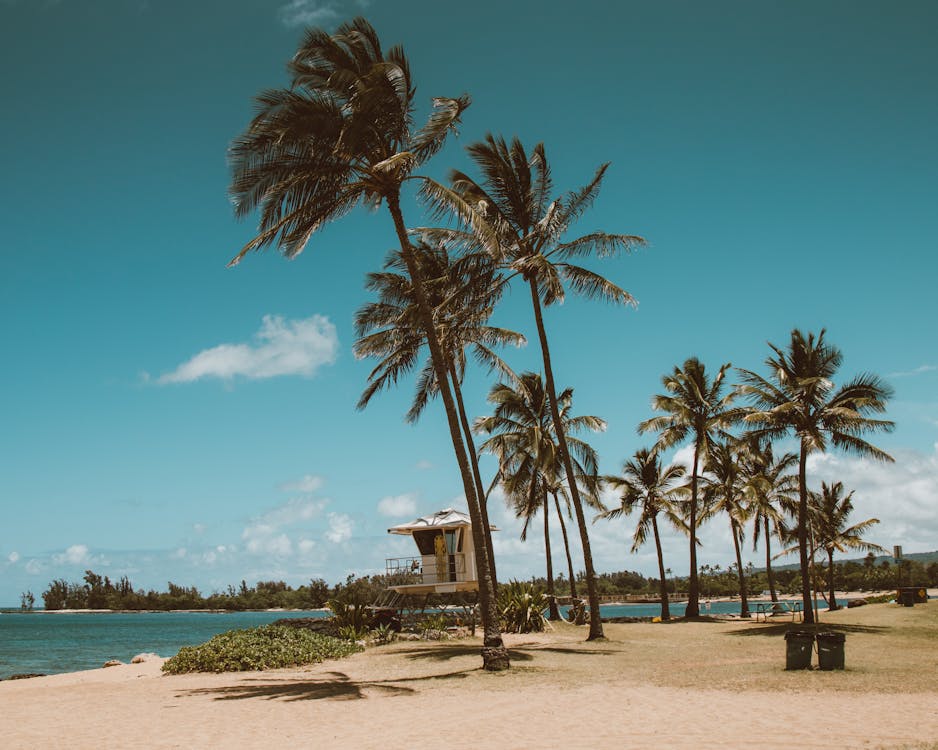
<box><xmin>363</xmin><ymin>600</ymin><xmax>938</xmax><ymax>696</ymax></box>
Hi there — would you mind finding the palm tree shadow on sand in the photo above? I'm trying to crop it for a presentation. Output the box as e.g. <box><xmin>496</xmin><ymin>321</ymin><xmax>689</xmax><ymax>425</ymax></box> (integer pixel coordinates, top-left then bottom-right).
<box><xmin>177</xmin><ymin>669</ymin><xmax>472</xmax><ymax>703</ymax></box>
<box><xmin>724</xmin><ymin>622</ymin><xmax>889</xmax><ymax>637</ymax></box>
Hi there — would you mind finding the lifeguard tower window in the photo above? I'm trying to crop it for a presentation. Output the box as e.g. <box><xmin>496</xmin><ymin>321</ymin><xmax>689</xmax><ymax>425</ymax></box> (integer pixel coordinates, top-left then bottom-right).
<box><xmin>413</xmin><ymin>530</ymin><xmax>441</xmax><ymax>555</ymax></box>
<box><xmin>412</xmin><ymin>529</ymin><xmax>462</xmax><ymax>555</ymax></box>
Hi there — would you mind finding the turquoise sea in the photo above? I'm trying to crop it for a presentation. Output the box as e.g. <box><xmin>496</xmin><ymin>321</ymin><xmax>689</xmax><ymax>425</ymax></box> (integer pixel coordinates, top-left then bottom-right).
<box><xmin>0</xmin><ymin>599</ymin><xmax>837</xmax><ymax>678</ymax></box>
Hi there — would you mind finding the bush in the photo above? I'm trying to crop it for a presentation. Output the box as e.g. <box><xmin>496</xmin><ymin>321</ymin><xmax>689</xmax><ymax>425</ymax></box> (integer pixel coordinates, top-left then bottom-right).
<box><xmin>328</xmin><ymin>598</ymin><xmax>371</xmax><ymax>634</ymax></box>
<box><xmin>498</xmin><ymin>580</ymin><xmax>548</xmax><ymax>633</ymax></box>
<box><xmin>161</xmin><ymin>625</ymin><xmax>361</xmax><ymax>674</ymax></box>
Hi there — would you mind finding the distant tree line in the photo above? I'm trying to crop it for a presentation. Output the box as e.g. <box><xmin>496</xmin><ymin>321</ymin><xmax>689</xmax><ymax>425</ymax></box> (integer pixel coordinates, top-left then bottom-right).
<box><xmin>33</xmin><ymin>554</ymin><xmax>936</xmax><ymax>613</ymax></box>
<box><xmin>532</xmin><ymin>554</ymin><xmax>938</xmax><ymax>601</ymax></box>
<box><xmin>38</xmin><ymin>571</ymin><xmax>397</xmax><ymax>611</ymax></box>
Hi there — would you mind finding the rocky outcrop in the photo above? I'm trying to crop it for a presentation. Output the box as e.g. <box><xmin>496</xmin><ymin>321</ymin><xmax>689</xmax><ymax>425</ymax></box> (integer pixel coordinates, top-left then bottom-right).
<box><xmin>131</xmin><ymin>653</ymin><xmax>160</xmax><ymax>663</ymax></box>
<box><xmin>103</xmin><ymin>660</ymin><xmax>123</xmax><ymax>668</ymax></box>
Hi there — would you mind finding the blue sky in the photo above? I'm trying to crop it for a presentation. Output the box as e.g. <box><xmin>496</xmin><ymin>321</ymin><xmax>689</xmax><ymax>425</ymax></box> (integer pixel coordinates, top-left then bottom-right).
<box><xmin>1</xmin><ymin>0</ymin><xmax>936</xmax><ymax>605</ymax></box>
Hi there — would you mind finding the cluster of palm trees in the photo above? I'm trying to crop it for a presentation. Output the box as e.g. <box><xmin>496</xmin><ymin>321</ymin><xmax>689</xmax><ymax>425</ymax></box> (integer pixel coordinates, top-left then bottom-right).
<box><xmin>226</xmin><ymin>18</ymin><xmax>642</xmax><ymax>668</ymax></box>
<box><xmin>226</xmin><ymin>18</ymin><xmax>893</xmax><ymax>671</ymax></box>
<box><xmin>600</xmin><ymin>332</ymin><xmax>893</xmax><ymax>624</ymax></box>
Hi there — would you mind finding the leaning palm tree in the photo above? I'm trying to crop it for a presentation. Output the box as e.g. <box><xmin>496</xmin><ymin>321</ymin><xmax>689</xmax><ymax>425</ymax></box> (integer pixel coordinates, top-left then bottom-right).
<box><xmin>638</xmin><ymin>358</ymin><xmax>739</xmax><ymax>618</ymax></box>
<box><xmin>475</xmin><ymin>373</ymin><xmax>606</xmax><ymax>622</ymax></box>
<box><xmin>422</xmin><ymin>136</ymin><xmax>644</xmax><ymax>639</ymax></box>
<box><xmin>226</xmin><ymin>18</ymin><xmax>509</xmax><ymax>668</ymax></box>
<box><xmin>737</xmin><ymin>329</ymin><xmax>894</xmax><ymax>624</ymax></box>
<box><xmin>597</xmin><ymin>448</ymin><xmax>686</xmax><ymax>620</ymax></box>
<box><xmin>700</xmin><ymin>441</ymin><xmax>752</xmax><ymax>618</ymax></box>
<box><xmin>809</xmin><ymin>481</ymin><xmax>884</xmax><ymax>611</ymax></box>
<box><xmin>354</xmin><ymin>242</ymin><xmax>524</xmax><ymax>587</ymax></box>
<box><xmin>738</xmin><ymin>440</ymin><xmax>797</xmax><ymax>604</ymax></box>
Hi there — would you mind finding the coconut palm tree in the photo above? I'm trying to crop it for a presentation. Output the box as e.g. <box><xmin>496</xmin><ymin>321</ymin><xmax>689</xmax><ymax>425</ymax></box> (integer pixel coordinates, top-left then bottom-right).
<box><xmin>638</xmin><ymin>358</ymin><xmax>739</xmax><ymax>618</ymax></box>
<box><xmin>738</xmin><ymin>440</ymin><xmax>796</xmax><ymax>604</ymax></box>
<box><xmin>422</xmin><ymin>135</ymin><xmax>643</xmax><ymax>639</ymax></box>
<box><xmin>809</xmin><ymin>482</ymin><xmax>884</xmax><ymax>611</ymax></box>
<box><xmin>736</xmin><ymin>329</ymin><xmax>894</xmax><ymax>624</ymax></box>
<box><xmin>597</xmin><ymin>448</ymin><xmax>686</xmax><ymax>620</ymax></box>
<box><xmin>354</xmin><ymin>242</ymin><xmax>524</xmax><ymax>587</ymax></box>
<box><xmin>226</xmin><ymin>18</ymin><xmax>509</xmax><ymax>668</ymax></box>
<box><xmin>700</xmin><ymin>441</ymin><xmax>752</xmax><ymax>617</ymax></box>
<box><xmin>475</xmin><ymin>373</ymin><xmax>606</xmax><ymax>622</ymax></box>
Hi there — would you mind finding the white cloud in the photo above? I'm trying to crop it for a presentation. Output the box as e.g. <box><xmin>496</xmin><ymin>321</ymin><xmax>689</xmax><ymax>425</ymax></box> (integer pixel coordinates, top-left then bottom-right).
<box><xmin>25</xmin><ymin>559</ymin><xmax>43</xmax><ymax>575</ymax></box>
<box><xmin>280</xmin><ymin>474</ymin><xmax>324</xmax><ymax>494</ymax></box>
<box><xmin>325</xmin><ymin>512</ymin><xmax>353</xmax><ymax>543</ymax></box>
<box><xmin>7</xmin><ymin>551</ymin><xmax>19</xmax><ymax>564</ymax></box>
<box><xmin>193</xmin><ymin>524</ymin><xmax>206</xmax><ymax>535</ymax></box>
<box><xmin>415</xmin><ymin>460</ymin><xmax>433</xmax><ymax>471</ymax></box>
<box><xmin>887</xmin><ymin>364</ymin><xmax>937</xmax><ymax>378</ymax></box>
<box><xmin>171</xmin><ymin>547</ymin><xmax>187</xmax><ymax>559</ymax></box>
<box><xmin>278</xmin><ymin>0</ymin><xmax>339</xmax><ymax>27</ymax></box>
<box><xmin>298</xmin><ymin>538</ymin><xmax>317</xmax><ymax>555</ymax></box>
<box><xmin>377</xmin><ymin>494</ymin><xmax>417</xmax><ymax>518</ymax></box>
<box><xmin>156</xmin><ymin>315</ymin><xmax>338</xmax><ymax>384</ymax></box>
<box><xmin>53</xmin><ymin>544</ymin><xmax>91</xmax><ymax>566</ymax></box>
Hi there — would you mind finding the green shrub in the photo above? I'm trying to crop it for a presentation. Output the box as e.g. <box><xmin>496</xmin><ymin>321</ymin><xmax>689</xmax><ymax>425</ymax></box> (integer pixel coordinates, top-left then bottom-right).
<box><xmin>498</xmin><ymin>580</ymin><xmax>548</xmax><ymax>633</ymax></box>
<box><xmin>328</xmin><ymin>598</ymin><xmax>371</xmax><ymax>633</ymax></box>
<box><xmin>161</xmin><ymin>625</ymin><xmax>361</xmax><ymax>674</ymax></box>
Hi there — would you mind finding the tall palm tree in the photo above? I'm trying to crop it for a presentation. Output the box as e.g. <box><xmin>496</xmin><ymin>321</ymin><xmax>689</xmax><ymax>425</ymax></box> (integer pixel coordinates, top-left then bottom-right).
<box><xmin>638</xmin><ymin>358</ymin><xmax>739</xmax><ymax>618</ymax></box>
<box><xmin>422</xmin><ymin>136</ymin><xmax>644</xmax><ymax>639</ymax></box>
<box><xmin>737</xmin><ymin>329</ymin><xmax>894</xmax><ymax>624</ymax></box>
<box><xmin>738</xmin><ymin>440</ymin><xmax>796</xmax><ymax>604</ymax></box>
<box><xmin>354</xmin><ymin>243</ymin><xmax>524</xmax><ymax>587</ymax></box>
<box><xmin>475</xmin><ymin>373</ymin><xmax>605</xmax><ymax>622</ymax></box>
<box><xmin>809</xmin><ymin>481</ymin><xmax>884</xmax><ymax>611</ymax></box>
<box><xmin>597</xmin><ymin>448</ymin><xmax>686</xmax><ymax>620</ymax></box>
<box><xmin>701</xmin><ymin>441</ymin><xmax>752</xmax><ymax>617</ymax></box>
<box><xmin>226</xmin><ymin>18</ymin><xmax>509</xmax><ymax>669</ymax></box>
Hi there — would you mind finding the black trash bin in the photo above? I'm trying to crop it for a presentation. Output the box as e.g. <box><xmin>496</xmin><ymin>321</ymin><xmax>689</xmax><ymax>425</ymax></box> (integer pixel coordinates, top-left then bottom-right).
<box><xmin>784</xmin><ymin>630</ymin><xmax>814</xmax><ymax>670</ymax></box>
<box><xmin>899</xmin><ymin>589</ymin><xmax>915</xmax><ymax>607</ymax></box>
<box><xmin>817</xmin><ymin>631</ymin><xmax>846</xmax><ymax>670</ymax></box>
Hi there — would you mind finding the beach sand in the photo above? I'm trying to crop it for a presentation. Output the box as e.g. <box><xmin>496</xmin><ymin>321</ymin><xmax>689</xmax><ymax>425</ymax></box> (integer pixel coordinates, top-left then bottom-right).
<box><xmin>2</xmin><ymin>609</ymin><xmax>936</xmax><ymax>750</ymax></box>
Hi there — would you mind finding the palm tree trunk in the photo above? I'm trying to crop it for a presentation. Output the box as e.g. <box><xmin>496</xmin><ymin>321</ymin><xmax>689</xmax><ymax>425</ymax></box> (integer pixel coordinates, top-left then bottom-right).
<box><xmin>687</xmin><ymin>441</ymin><xmax>701</xmax><ymax>618</ymax></box>
<box><xmin>544</xmin><ymin>491</ymin><xmax>561</xmax><ymax>620</ymax></box>
<box><xmin>730</xmin><ymin>518</ymin><xmax>750</xmax><ymax>618</ymax></box>
<box><xmin>552</xmin><ymin>491</ymin><xmax>578</xmax><ymax>599</ymax></box>
<box><xmin>797</xmin><ymin>441</ymin><xmax>814</xmax><ymax>624</ymax></box>
<box><xmin>527</xmin><ymin>280</ymin><xmax>603</xmax><ymax>639</ymax></box>
<box><xmin>387</xmin><ymin>193</ymin><xmax>509</xmax><ymax>669</ymax></box>
<box><xmin>764</xmin><ymin>517</ymin><xmax>778</xmax><ymax>604</ymax></box>
<box><xmin>828</xmin><ymin>549</ymin><xmax>838</xmax><ymax>612</ymax></box>
<box><xmin>651</xmin><ymin>514</ymin><xmax>670</xmax><ymax>621</ymax></box>
<box><xmin>448</xmin><ymin>361</ymin><xmax>498</xmax><ymax>589</ymax></box>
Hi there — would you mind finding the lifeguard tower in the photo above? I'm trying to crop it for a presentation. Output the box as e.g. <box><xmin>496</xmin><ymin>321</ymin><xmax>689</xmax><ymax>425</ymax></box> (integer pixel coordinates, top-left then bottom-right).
<box><xmin>374</xmin><ymin>508</ymin><xmax>493</xmax><ymax>628</ymax></box>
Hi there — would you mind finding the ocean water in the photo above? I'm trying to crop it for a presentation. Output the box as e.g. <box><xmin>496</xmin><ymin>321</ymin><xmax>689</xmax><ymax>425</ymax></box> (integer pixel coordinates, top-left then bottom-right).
<box><xmin>0</xmin><ymin>599</ymin><xmax>838</xmax><ymax>678</ymax></box>
<box><xmin>0</xmin><ymin>610</ymin><xmax>329</xmax><ymax>678</ymax></box>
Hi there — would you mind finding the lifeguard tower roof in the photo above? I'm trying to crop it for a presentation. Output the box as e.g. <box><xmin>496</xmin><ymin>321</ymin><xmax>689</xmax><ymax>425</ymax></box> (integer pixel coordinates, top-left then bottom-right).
<box><xmin>389</xmin><ymin>507</ymin><xmax>496</xmax><ymax>535</ymax></box>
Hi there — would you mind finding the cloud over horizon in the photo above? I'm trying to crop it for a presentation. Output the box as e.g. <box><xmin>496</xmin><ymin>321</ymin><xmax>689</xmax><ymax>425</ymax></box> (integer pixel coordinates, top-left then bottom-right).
<box><xmin>155</xmin><ymin>315</ymin><xmax>338</xmax><ymax>384</ymax></box>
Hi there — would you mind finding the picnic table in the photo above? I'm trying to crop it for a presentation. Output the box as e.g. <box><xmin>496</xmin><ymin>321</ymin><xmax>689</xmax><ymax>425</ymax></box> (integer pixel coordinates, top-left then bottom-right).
<box><xmin>755</xmin><ymin>600</ymin><xmax>803</xmax><ymax>622</ymax></box>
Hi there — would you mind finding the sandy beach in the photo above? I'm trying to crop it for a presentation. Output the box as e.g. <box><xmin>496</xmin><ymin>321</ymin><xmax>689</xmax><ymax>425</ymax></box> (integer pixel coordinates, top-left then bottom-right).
<box><xmin>2</xmin><ymin>601</ymin><xmax>936</xmax><ymax>750</ymax></box>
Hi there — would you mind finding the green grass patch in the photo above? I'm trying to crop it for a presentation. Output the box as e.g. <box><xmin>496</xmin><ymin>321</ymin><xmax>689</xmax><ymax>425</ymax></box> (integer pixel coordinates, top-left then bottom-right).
<box><xmin>162</xmin><ymin>624</ymin><xmax>362</xmax><ymax>674</ymax></box>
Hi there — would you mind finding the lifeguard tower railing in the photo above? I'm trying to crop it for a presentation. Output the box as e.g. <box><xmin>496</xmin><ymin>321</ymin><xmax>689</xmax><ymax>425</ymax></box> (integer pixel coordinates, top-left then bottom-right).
<box><xmin>385</xmin><ymin>554</ymin><xmax>469</xmax><ymax>585</ymax></box>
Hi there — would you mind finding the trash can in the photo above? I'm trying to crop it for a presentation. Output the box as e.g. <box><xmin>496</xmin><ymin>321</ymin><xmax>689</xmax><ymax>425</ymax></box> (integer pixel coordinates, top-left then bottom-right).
<box><xmin>899</xmin><ymin>586</ymin><xmax>927</xmax><ymax>604</ymax></box>
<box><xmin>784</xmin><ymin>630</ymin><xmax>814</xmax><ymax>670</ymax></box>
<box><xmin>817</xmin><ymin>631</ymin><xmax>846</xmax><ymax>670</ymax></box>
